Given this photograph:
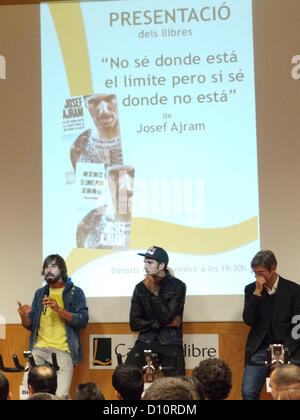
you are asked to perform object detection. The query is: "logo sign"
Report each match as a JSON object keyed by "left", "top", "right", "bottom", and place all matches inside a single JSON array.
[
  {"left": 90, "top": 335, "right": 135, "bottom": 369},
  {"left": 147, "top": 247, "right": 156, "bottom": 255},
  {"left": 90, "top": 336, "right": 114, "bottom": 368},
  {"left": 89, "top": 334, "right": 219, "bottom": 370},
  {"left": 183, "top": 334, "right": 218, "bottom": 368}
]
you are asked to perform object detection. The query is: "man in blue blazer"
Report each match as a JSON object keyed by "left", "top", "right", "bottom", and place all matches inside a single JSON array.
[{"left": 242, "top": 250, "right": 300, "bottom": 400}]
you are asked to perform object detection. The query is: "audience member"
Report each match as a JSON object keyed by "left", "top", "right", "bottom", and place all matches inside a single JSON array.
[
  {"left": 143, "top": 377, "right": 199, "bottom": 400},
  {"left": 270, "top": 364, "right": 300, "bottom": 400},
  {"left": 27, "top": 365, "right": 57, "bottom": 396},
  {"left": 277, "top": 388, "right": 300, "bottom": 400},
  {"left": 179, "top": 375, "right": 205, "bottom": 400},
  {"left": 112, "top": 365, "right": 144, "bottom": 400},
  {"left": 192, "top": 358, "right": 232, "bottom": 400},
  {"left": 74, "top": 382, "right": 105, "bottom": 400},
  {"left": 0, "top": 372, "right": 10, "bottom": 400},
  {"left": 7, "top": 357, "right": 300, "bottom": 400},
  {"left": 27, "top": 392, "right": 60, "bottom": 400}
]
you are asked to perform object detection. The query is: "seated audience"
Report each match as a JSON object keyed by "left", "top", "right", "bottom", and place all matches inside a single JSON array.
[
  {"left": 270, "top": 364, "right": 300, "bottom": 400},
  {"left": 74, "top": 382, "right": 105, "bottom": 400},
  {"left": 277, "top": 388, "right": 300, "bottom": 400},
  {"left": 112, "top": 365, "right": 144, "bottom": 400},
  {"left": 143, "top": 377, "right": 199, "bottom": 400},
  {"left": 27, "top": 392, "right": 60, "bottom": 400},
  {"left": 0, "top": 372, "right": 10, "bottom": 400},
  {"left": 192, "top": 358, "right": 232, "bottom": 400},
  {"left": 179, "top": 375, "right": 205, "bottom": 400},
  {"left": 27, "top": 365, "right": 57, "bottom": 396}
]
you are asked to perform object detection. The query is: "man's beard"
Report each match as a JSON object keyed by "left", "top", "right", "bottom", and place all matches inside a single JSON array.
[{"left": 45, "top": 273, "right": 62, "bottom": 285}]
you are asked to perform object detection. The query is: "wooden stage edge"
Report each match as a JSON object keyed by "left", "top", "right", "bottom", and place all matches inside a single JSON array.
[{"left": 0, "top": 322, "right": 272, "bottom": 400}]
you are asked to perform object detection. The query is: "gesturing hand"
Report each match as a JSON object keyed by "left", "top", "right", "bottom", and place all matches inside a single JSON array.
[
  {"left": 166, "top": 315, "right": 181, "bottom": 327},
  {"left": 17, "top": 301, "right": 32, "bottom": 318},
  {"left": 42, "top": 297, "right": 61, "bottom": 313}
]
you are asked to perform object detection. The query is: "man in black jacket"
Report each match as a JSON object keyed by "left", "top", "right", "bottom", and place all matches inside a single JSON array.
[
  {"left": 125, "top": 246, "right": 186, "bottom": 377},
  {"left": 242, "top": 250, "right": 300, "bottom": 400}
]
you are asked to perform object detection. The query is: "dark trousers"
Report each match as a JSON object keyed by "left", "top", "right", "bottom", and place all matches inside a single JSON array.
[{"left": 125, "top": 339, "right": 185, "bottom": 377}]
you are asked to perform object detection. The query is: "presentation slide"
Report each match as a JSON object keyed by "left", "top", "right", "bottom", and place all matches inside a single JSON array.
[{"left": 41, "top": 0, "right": 260, "bottom": 298}]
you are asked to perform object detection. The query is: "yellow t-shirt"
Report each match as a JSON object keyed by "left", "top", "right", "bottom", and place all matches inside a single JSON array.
[{"left": 35, "top": 287, "right": 70, "bottom": 353}]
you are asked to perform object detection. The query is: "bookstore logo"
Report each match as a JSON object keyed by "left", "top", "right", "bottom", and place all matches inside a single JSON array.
[
  {"left": 89, "top": 334, "right": 219, "bottom": 369},
  {"left": 0, "top": 55, "right": 6, "bottom": 80},
  {"left": 91, "top": 337, "right": 112, "bottom": 367}
]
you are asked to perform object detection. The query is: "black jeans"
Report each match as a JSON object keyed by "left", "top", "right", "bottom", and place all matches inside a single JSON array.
[{"left": 125, "top": 338, "right": 185, "bottom": 377}]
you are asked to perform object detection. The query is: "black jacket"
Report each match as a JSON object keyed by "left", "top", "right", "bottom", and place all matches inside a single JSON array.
[
  {"left": 243, "top": 276, "right": 300, "bottom": 361},
  {"left": 129, "top": 271, "right": 186, "bottom": 346}
]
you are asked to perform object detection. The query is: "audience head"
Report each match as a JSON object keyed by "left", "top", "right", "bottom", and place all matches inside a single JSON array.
[
  {"left": 277, "top": 388, "right": 300, "bottom": 400},
  {"left": 179, "top": 375, "right": 205, "bottom": 400},
  {"left": 192, "top": 358, "right": 232, "bottom": 400},
  {"left": 0, "top": 372, "right": 10, "bottom": 400},
  {"left": 270, "top": 364, "right": 300, "bottom": 400},
  {"left": 112, "top": 365, "right": 144, "bottom": 400},
  {"left": 74, "top": 382, "right": 105, "bottom": 400},
  {"left": 27, "top": 365, "right": 57, "bottom": 396},
  {"left": 143, "top": 377, "right": 199, "bottom": 400},
  {"left": 27, "top": 392, "right": 60, "bottom": 400}
]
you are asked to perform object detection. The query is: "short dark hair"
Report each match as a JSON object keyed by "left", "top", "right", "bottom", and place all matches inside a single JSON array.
[
  {"left": 28, "top": 365, "right": 57, "bottom": 395},
  {"left": 27, "top": 392, "right": 60, "bottom": 400},
  {"left": 0, "top": 372, "right": 9, "bottom": 400},
  {"left": 42, "top": 254, "right": 68, "bottom": 282},
  {"left": 251, "top": 250, "right": 277, "bottom": 271},
  {"left": 112, "top": 365, "right": 144, "bottom": 400},
  {"left": 179, "top": 375, "right": 205, "bottom": 400},
  {"left": 143, "top": 377, "right": 199, "bottom": 400},
  {"left": 192, "top": 358, "right": 232, "bottom": 400},
  {"left": 271, "top": 364, "right": 300, "bottom": 389},
  {"left": 74, "top": 382, "right": 105, "bottom": 400}
]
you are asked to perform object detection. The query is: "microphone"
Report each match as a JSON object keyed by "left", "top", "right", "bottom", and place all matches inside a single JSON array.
[{"left": 42, "top": 285, "right": 50, "bottom": 316}]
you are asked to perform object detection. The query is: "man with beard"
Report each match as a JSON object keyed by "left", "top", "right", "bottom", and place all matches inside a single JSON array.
[
  {"left": 70, "top": 93, "right": 123, "bottom": 170},
  {"left": 17, "top": 254, "right": 89, "bottom": 397}
]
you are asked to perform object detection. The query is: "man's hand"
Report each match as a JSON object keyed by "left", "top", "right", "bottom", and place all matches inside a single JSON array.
[
  {"left": 143, "top": 275, "right": 156, "bottom": 293},
  {"left": 42, "top": 297, "right": 60, "bottom": 313},
  {"left": 70, "top": 133, "right": 89, "bottom": 169},
  {"left": 166, "top": 315, "right": 181, "bottom": 327},
  {"left": 254, "top": 274, "right": 266, "bottom": 296},
  {"left": 143, "top": 275, "right": 163, "bottom": 294},
  {"left": 17, "top": 301, "right": 32, "bottom": 327},
  {"left": 42, "top": 297, "right": 73, "bottom": 323}
]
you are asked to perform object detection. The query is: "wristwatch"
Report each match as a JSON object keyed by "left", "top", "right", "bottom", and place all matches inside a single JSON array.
[{"left": 152, "top": 290, "right": 159, "bottom": 297}]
